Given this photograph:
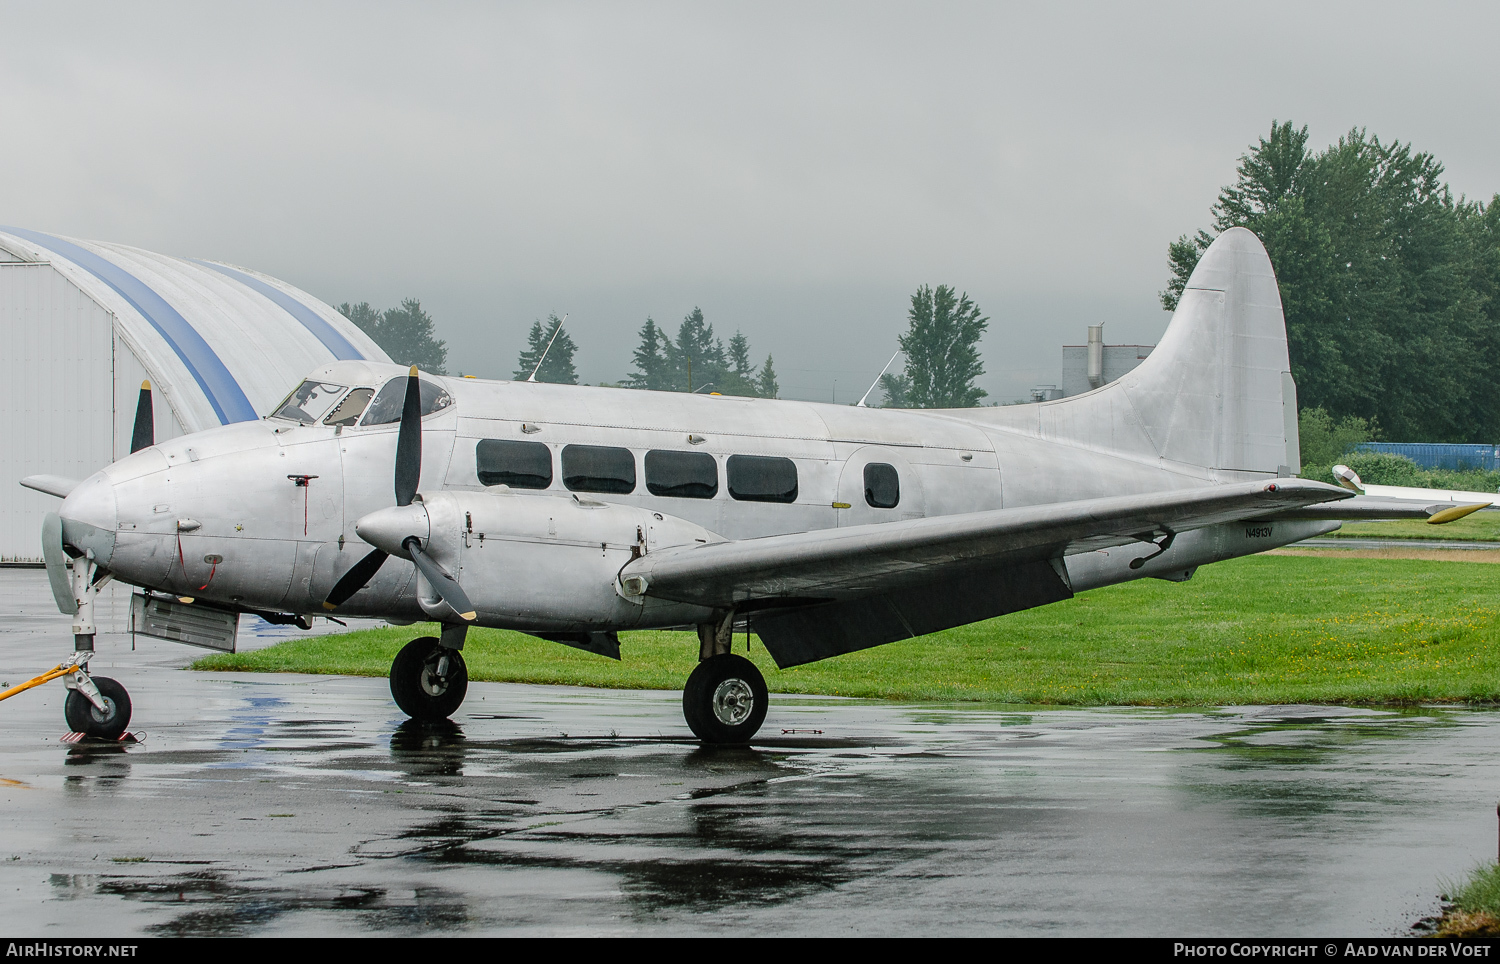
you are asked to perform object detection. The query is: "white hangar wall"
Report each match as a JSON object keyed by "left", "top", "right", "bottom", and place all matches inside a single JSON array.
[{"left": 0, "top": 228, "right": 391, "bottom": 563}]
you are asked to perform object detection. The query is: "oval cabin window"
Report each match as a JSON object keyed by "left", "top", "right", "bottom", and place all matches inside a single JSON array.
[
  {"left": 477, "top": 439, "right": 552, "bottom": 489},
  {"left": 863, "top": 462, "right": 900, "bottom": 508},
  {"left": 562, "top": 445, "right": 636, "bottom": 494},
  {"left": 726, "top": 454, "right": 798, "bottom": 503},
  {"left": 645, "top": 450, "right": 718, "bottom": 499}
]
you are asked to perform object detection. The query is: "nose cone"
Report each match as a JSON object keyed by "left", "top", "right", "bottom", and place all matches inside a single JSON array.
[
  {"left": 59, "top": 472, "right": 117, "bottom": 566},
  {"left": 355, "top": 502, "right": 430, "bottom": 557}
]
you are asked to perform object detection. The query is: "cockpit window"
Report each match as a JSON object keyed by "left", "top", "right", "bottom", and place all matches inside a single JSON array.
[
  {"left": 323, "top": 387, "right": 375, "bottom": 426},
  {"left": 360, "top": 376, "right": 454, "bottom": 425},
  {"left": 271, "top": 381, "right": 347, "bottom": 424}
]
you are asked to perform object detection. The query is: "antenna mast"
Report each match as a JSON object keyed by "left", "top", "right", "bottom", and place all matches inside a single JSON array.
[
  {"left": 526, "top": 313, "right": 570, "bottom": 383},
  {"left": 856, "top": 351, "right": 903, "bottom": 408}
]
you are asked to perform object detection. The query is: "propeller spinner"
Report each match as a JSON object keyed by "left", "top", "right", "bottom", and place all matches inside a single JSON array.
[{"left": 323, "top": 367, "right": 476, "bottom": 621}]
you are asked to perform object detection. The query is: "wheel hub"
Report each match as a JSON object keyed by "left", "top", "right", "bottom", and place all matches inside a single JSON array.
[
  {"left": 89, "top": 697, "right": 115, "bottom": 724},
  {"left": 711, "top": 678, "right": 754, "bottom": 726},
  {"left": 420, "top": 661, "right": 449, "bottom": 697}
]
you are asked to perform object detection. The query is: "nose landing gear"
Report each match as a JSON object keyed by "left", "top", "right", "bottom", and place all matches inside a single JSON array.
[{"left": 63, "top": 671, "right": 132, "bottom": 741}]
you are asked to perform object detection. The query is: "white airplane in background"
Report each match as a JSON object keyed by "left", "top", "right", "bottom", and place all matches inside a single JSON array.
[{"left": 17, "top": 228, "right": 1486, "bottom": 745}]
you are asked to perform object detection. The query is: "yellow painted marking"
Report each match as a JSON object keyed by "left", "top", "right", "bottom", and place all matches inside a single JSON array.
[
  {"left": 1427, "top": 503, "right": 1491, "bottom": 525},
  {"left": 832, "top": 502, "right": 851, "bottom": 509}
]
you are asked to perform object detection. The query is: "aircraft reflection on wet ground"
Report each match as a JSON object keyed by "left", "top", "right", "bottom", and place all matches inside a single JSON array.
[
  {"left": 5, "top": 664, "right": 1500, "bottom": 936},
  {"left": 0, "top": 566, "right": 1494, "bottom": 937}
]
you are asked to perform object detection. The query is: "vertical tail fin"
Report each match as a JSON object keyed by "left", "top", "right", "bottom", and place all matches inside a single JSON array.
[{"left": 980, "top": 227, "right": 1299, "bottom": 478}]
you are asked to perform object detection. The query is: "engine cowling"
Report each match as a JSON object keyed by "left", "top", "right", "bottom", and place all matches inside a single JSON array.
[{"left": 411, "top": 490, "right": 721, "bottom": 632}]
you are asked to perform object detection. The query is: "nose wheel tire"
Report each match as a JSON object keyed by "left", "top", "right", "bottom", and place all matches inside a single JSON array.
[
  {"left": 683, "top": 654, "right": 768, "bottom": 745},
  {"left": 390, "top": 637, "right": 468, "bottom": 721},
  {"left": 63, "top": 676, "right": 132, "bottom": 741}
]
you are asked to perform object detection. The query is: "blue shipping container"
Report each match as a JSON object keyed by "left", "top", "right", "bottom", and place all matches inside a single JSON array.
[{"left": 1353, "top": 442, "right": 1500, "bottom": 472}]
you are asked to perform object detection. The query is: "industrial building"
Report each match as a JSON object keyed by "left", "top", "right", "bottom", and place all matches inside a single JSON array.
[
  {"left": 0, "top": 227, "right": 389, "bottom": 563},
  {"left": 1060, "top": 325, "right": 1153, "bottom": 397},
  {"left": 1031, "top": 325, "right": 1154, "bottom": 401}
]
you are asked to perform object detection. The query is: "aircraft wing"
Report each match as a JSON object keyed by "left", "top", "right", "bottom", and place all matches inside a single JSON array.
[
  {"left": 624, "top": 478, "right": 1346, "bottom": 611},
  {"left": 623, "top": 478, "right": 1347, "bottom": 667},
  {"left": 1271, "top": 496, "right": 1490, "bottom": 524}
]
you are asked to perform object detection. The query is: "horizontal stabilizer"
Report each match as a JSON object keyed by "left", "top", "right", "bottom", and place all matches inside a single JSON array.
[{"left": 20, "top": 475, "right": 81, "bottom": 499}]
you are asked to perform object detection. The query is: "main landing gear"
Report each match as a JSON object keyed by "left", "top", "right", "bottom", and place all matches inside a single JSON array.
[
  {"left": 390, "top": 635, "right": 469, "bottom": 722},
  {"left": 385, "top": 615, "right": 770, "bottom": 746},
  {"left": 683, "top": 613, "right": 768, "bottom": 744}
]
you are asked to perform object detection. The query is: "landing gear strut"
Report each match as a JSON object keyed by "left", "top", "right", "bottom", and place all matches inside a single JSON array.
[
  {"left": 64, "top": 553, "right": 132, "bottom": 740},
  {"left": 390, "top": 627, "right": 468, "bottom": 721},
  {"left": 683, "top": 613, "right": 767, "bottom": 744}
]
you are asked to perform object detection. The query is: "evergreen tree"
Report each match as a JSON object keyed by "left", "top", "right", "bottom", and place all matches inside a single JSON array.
[
  {"left": 626, "top": 318, "right": 673, "bottom": 390},
  {"left": 512, "top": 313, "right": 578, "bottom": 384},
  {"left": 1162, "top": 120, "right": 1500, "bottom": 441},
  {"left": 756, "top": 355, "right": 780, "bottom": 399},
  {"left": 897, "top": 284, "right": 989, "bottom": 408},
  {"left": 672, "top": 307, "right": 727, "bottom": 392},
  {"left": 339, "top": 298, "right": 448, "bottom": 373},
  {"left": 720, "top": 330, "right": 759, "bottom": 396}
]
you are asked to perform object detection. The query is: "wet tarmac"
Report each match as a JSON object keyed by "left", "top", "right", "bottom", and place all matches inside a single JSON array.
[{"left": 1, "top": 570, "right": 1498, "bottom": 936}]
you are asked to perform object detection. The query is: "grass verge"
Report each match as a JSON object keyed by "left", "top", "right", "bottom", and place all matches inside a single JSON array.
[
  {"left": 193, "top": 554, "right": 1500, "bottom": 705},
  {"left": 1431, "top": 865, "right": 1500, "bottom": 937},
  {"left": 1327, "top": 514, "right": 1500, "bottom": 542}
]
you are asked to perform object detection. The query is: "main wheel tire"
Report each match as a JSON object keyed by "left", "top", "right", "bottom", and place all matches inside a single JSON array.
[
  {"left": 390, "top": 637, "right": 468, "bottom": 721},
  {"left": 683, "top": 654, "right": 768, "bottom": 744},
  {"left": 63, "top": 676, "right": 132, "bottom": 741}
]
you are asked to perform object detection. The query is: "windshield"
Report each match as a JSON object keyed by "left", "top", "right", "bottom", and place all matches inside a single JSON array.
[
  {"left": 323, "top": 387, "right": 375, "bottom": 426},
  {"left": 360, "top": 376, "right": 453, "bottom": 425},
  {"left": 271, "top": 381, "right": 347, "bottom": 424}
]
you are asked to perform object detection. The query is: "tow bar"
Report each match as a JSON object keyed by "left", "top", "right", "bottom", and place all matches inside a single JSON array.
[{"left": 0, "top": 651, "right": 109, "bottom": 711}]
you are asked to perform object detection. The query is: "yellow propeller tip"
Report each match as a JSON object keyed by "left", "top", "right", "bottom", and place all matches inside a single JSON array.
[
  {"left": 409, "top": 365, "right": 419, "bottom": 376},
  {"left": 322, "top": 602, "right": 338, "bottom": 611},
  {"left": 140, "top": 380, "right": 151, "bottom": 391},
  {"left": 460, "top": 611, "right": 477, "bottom": 621}
]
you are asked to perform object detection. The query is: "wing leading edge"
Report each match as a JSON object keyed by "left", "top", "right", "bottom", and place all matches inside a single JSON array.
[{"left": 621, "top": 478, "right": 1350, "bottom": 667}]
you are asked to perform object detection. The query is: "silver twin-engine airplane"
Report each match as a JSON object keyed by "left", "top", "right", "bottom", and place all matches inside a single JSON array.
[{"left": 21, "top": 228, "right": 1487, "bottom": 744}]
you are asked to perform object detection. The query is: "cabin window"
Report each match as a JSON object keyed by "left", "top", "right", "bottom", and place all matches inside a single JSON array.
[
  {"left": 645, "top": 450, "right": 718, "bottom": 499},
  {"left": 477, "top": 439, "right": 552, "bottom": 489},
  {"left": 864, "top": 462, "right": 900, "bottom": 508},
  {"left": 727, "top": 454, "right": 798, "bottom": 503},
  {"left": 272, "top": 381, "right": 346, "bottom": 424},
  {"left": 323, "top": 387, "right": 375, "bottom": 426},
  {"left": 562, "top": 444, "right": 636, "bottom": 494},
  {"left": 361, "top": 376, "right": 454, "bottom": 425}
]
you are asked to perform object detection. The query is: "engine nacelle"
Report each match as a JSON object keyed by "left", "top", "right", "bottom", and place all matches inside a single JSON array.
[{"left": 415, "top": 490, "right": 720, "bottom": 632}]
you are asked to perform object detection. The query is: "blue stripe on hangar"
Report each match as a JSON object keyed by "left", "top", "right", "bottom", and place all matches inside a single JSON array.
[
  {"left": 1, "top": 226, "right": 258, "bottom": 425},
  {"left": 193, "top": 260, "right": 366, "bottom": 361}
]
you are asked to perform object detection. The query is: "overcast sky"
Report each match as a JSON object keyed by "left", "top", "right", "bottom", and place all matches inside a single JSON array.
[{"left": 2, "top": 2, "right": 1496, "bottom": 402}]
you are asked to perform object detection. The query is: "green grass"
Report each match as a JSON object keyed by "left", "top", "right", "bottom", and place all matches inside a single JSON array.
[
  {"left": 193, "top": 555, "right": 1500, "bottom": 706},
  {"left": 1445, "top": 864, "right": 1500, "bottom": 915},
  {"left": 1326, "top": 513, "right": 1500, "bottom": 542}
]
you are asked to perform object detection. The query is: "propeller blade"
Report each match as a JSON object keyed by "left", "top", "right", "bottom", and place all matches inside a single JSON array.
[
  {"left": 130, "top": 380, "right": 154, "bottom": 453},
  {"left": 394, "top": 366, "right": 422, "bottom": 507},
  {"left": 405, "top": 538, "right": 477, "bottom": 622},
  {"left": 323, "top": 547, "right": 390, "bottom": 610}
]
